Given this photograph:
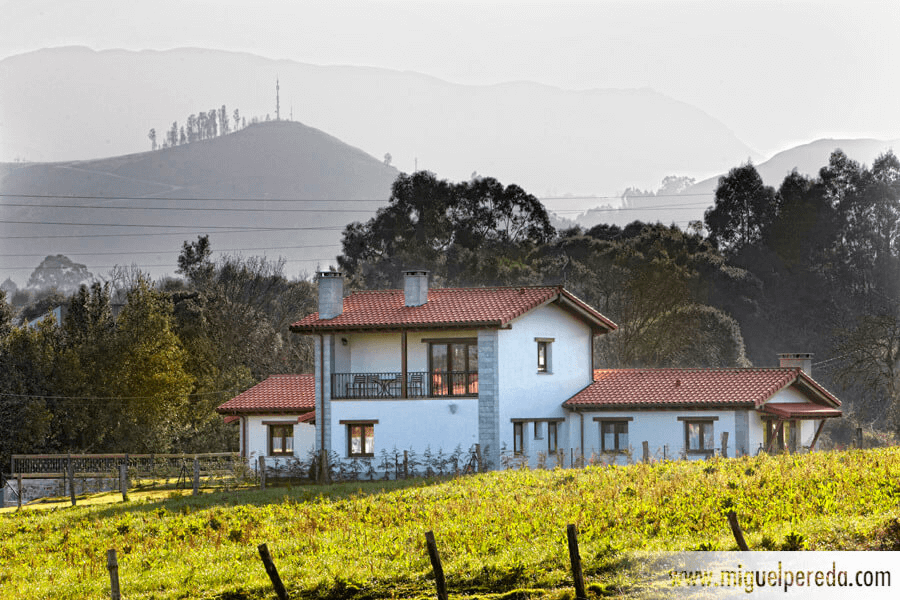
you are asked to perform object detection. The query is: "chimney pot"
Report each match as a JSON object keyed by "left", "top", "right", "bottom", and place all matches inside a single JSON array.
[
  {"left": 317, "top": 271, "right": 344, "bottom": 319},
  {"left": 403, "top": 270, "right": 429, "bottom": 307},
  {"left": 778, "top": 353, "right": 813, "bottom": 376}
]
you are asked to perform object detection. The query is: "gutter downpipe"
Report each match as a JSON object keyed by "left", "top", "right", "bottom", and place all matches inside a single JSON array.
[
  {"left": 318, "top": 333, "right": 326, "bottom": 481},
  {"left": 580, "top": 410, "right": 585, "bottom": 461}
]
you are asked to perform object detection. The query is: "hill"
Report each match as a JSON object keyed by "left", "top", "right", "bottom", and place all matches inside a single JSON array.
[
  {"left": 573, "top": 138, "right": 900, "bottom": 230},
  {"left": 2, "top": 449, "right": 900, "bottom": 598},
  {"left": 0, "top": 120, "right": 399, "bottom": 284},
  {"left": 682, "top": 137, "right": 900, "bottom": 198},
  {"left": 0, "top": 46, "right": 759, "bottom": 197}
]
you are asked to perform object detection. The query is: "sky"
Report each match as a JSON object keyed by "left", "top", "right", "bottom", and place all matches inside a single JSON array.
[{"left": 2, "top": 0, "right": 899, "bottom": 159}]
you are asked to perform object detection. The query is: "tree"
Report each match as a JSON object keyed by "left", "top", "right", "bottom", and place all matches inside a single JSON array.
[
  {"left": 233, "top": 108, "right": 240, "bottom": 131},
  {"left": 833, "top": 309, "right": 900, "bottom": 432},
  {"left": 168, "top": 121, "right": 179, "bottom": 146},
  {"left": 0, "top": 290, "right": 12, "bottom": 340},
  {"left": 104, "top": 277, "right": 194, "bottom": 451},
  {"left": 26, "top": 255, "right": 93, "bottom": 293},
  {"left": 339, "top": 171, "right": 554, "bottom": 287},
  {"left": 704, "top": 162, "right": 778, "bottom": 254},
  {"left": 148, "top": 128, "right": 157, "bottom": 151},
  {"left": 219, "top": 105, "right": 229, "bottom": 135},
  {"left": 383, "top": 152, "right": 392, "bottom": 166},
  {"left": 208, "top": 109, "right": 218, "bottom": 138},
  {"left": 179, "top": 126, "right": 187, "bottom": 146}
]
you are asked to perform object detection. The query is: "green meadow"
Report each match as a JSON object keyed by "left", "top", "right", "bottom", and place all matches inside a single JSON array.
[{"left": 3, "top": 448, "right": 900, "bottom": 599}]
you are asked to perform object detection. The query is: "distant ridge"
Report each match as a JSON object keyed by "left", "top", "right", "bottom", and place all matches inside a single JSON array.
[
  {"left": 0, "top": 120, "right": 399, "bottom": 284},
  {"left": 0, "top": 46, "right": 759, "bottom": 196},
  {"left": 682, "top": 137, "right": 900, "bottom": 197}
]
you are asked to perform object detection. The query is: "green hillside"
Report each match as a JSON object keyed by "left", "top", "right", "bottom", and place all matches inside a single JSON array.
[{"left": 2, "top": 449, "right": 900, "bottom": 599}]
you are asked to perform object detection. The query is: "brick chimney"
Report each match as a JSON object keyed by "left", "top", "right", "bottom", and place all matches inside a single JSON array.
[
  {"left": 403, "top": 270, "right": 429, "bottom": 307},
  {"left": 317, "top": 271, "right": 344, "bottom": 319},
  {"left": 778, "top": 353, "right": 813, "bottom": 376}
]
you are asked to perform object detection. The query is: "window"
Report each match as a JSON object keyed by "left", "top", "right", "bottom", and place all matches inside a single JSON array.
[
  {"left": 534, "top": 421, "right": 544, "bottom": 440},
  {"left": 429, "top": 339, "right": 478, "bottom": 396},
  {"left": 513, "top": 422, "right": 524, "bottom": 455},
  {"left": 535, "top": 338, "right": 553, "bottom": 373},
  {"left": 268, "top": 424, "right": 294, "bottom": 456},
  {"left": 600, "top": 420, "right": 628, "bottom": 454},
  {"left": 547, "top": 421, "right": 558, "bottom": 453},
  {"left": 347, "top": 423, "right": 375, "bottom": 457},
  {"left": 684, "top": 419, "right": 715, "bottom": 455}
]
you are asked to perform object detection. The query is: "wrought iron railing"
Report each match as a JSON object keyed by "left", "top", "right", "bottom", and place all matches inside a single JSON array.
[{"left": 332, "top": 371, "right": 478, "bottom": 399}]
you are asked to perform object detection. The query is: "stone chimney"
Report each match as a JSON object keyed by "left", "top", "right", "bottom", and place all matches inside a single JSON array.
[
  {"left": 403, "top": 270, "right": 429, "bottom": 307},
  {"left": 317, "top": 271, "right": 344, "bottom": 319},
  {"left": 778, "top": 353, "right": 813, "bottom": 376}
]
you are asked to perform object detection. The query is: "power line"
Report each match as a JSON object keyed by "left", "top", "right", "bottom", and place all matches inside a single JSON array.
[
  {"left": 0, "top": 219, "right": 343, "bottom": 230},
  {"left": 0, "top": 389, "right": 233, "bottom": 401},
  {"left": 0, "top": 202, "right": 382, "bottom": 214},
  {"left": 0, "top": 243, "right": 342, "bottom": 258},
  {"left": 0, "top": 191, "right": 716, "bottom": 202},
  {"left": 0, "top": 258, "right": 336, "bottom": 271},
  {"left": 1, "top": 226, "right": 344, "bottom": 239},
  {"left": 0, "top": 200, "right": 713, "bottom": 214}
]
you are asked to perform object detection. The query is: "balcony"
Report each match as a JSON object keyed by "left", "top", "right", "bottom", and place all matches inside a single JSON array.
[{"left": 332, "top": 372, "right": 478, "bottom": 399}]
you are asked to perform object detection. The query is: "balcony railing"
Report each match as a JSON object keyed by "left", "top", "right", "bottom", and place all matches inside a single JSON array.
[{"left": 332, "top": 372, "right": 478, "bottom": 399}]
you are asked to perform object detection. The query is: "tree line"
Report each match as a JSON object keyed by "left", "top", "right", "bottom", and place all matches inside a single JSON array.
[
  {"left": 2, "top": 149, "right": 897, "bottom": 465},
  {"left": 147, "top": 104, "right": 274, "bottom": 150},
  {"left": 0, "top": 245, "right": 316, "bottom": 471}
]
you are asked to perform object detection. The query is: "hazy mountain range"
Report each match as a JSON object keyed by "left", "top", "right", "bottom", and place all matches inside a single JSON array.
[
  {"left": 2, "top": 46, "right": 898, "bottom": 286},
  {"left": 0, "top": 46, "right": 758, "bottom": 196}
]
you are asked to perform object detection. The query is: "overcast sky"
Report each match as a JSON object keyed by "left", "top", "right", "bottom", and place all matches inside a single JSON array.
[{"left": 3, "top": 0, "right": 899, "bottom": 158}]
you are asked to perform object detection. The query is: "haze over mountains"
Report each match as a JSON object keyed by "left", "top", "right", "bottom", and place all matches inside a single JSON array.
[
  {"left": 2, "top": 46, "right": 898, "bottom": 286},
  {"left": 0, "top": 46, "right": 757, "bottom": 196}
]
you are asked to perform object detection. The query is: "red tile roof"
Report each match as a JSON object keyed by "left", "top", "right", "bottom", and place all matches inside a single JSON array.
[
  {"left": 290, "top": 286, "right": 616, "bottom": 333},
  {"left": 563, "top": 368, "right": 841, "bottom": 412},
  {"left": 216, "top": 374, "right": 315, "bottom": 414}
]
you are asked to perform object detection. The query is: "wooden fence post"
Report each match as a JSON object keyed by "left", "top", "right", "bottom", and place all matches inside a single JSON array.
[
  {"left": 192, "top": 457, "right": 200, "bottom": 496},
  {"left": 403, "top": 450, "right": 409, "bottom": 479},
  {"left": 107, "top": 548, "right": 121, "bottom": 600},
  {"left": 856, "top": 427, "right": 863, "bottom": 449},
  {"left": 257, "top": 543, "right": 289, "bottom": 600},
  {"left": 721, "top": 432, "right": 729, "bottom": 459},
  {"left": 258, "top": 455, "right": 267, "bottom": 490},
  {"left": 566, "top": 524, "right": 587, "bottom": 600},
  {"left": 424, "top": 531, "right": 448, "bottom": 600},
  {"left": 726, "top": 510, "right": 750, "bottom": 551},
  {"left": 68, "top": 457, "right": 76, "bottom": 506},
  {"left": 119, "top": 464, "right": 128, "bottom": 502},
  {"left": 642, "top": 441, "right": 649, "bottom": 464}
]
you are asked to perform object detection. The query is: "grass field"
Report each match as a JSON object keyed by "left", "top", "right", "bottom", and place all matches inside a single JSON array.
[{"left": 3, "top": 448, "right": 900, "bottom": 599}]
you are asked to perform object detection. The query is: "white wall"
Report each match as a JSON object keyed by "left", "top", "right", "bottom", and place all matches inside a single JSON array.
[
  {"left": 329, "top": 397, "right": 478, "bottom": 458},
  {"left": 245, "top": 415, "right": 316, "bottom": 468},
  {"left": 576, "top": 409, "right": 739, "bottom": 464},
  {"left": 497, "top": 304, "right": 594, "bottom": 459}
]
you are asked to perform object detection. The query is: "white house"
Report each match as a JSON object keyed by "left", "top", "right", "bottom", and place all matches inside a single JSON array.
[
  {"left": 235, "top": 270, "right": 841, "bottom": 472},
  {"left": 216, "top": 374, "right": 317, "bottom": 468}
]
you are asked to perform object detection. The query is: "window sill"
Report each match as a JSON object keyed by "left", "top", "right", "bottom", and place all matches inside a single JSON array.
[
  {"left": 536, "top": 371, "right": 553, "bottom": 375},
  {"left": 349, "top": 454, "right": 375, "bottom": 458}
]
